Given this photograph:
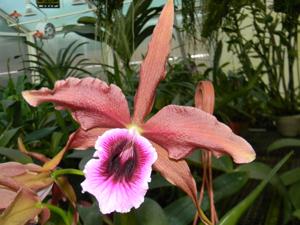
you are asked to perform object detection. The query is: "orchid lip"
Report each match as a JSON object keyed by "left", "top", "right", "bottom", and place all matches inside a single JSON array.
[{"left": 81, "top": 128, "right": 157, "bottom": 214}]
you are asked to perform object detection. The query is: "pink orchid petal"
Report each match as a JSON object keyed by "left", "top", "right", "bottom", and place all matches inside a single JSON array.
[
  {"left": 195, "top": 81, "right": 215, "bottom": 114},
  {"left": 81, "top": 129, "right": 157, "bottom": 214},
  {"left": 143, "top": 105, "right": 255, "bottom": 163},
  {"left": 152, "top": 142, "right": 198, "bottom": 206},
  {"left": 133, "top": 0, "right": 174, "bottom": 123},
  {"left": 67, "top": 128, "right": 109, "bottom": 150},
  {"left": 195, "top": 81, "right": 224, "bottom": 158},
  {"left": 22, "top": 77, "right": 130, "bottom": 130}
]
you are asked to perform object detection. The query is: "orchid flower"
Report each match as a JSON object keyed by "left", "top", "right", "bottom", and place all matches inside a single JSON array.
[{"left": 22, "top": 0, "right": 255, "bottom": 216}]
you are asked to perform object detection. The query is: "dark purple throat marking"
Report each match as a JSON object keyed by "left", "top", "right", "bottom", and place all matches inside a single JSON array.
[{"left": 102, "top": 139, "right": 138, "bottom": 182}]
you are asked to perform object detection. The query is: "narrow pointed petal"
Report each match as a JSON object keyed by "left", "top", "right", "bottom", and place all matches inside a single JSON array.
[
  {"left": 67, "top": 128, "right": 109, "bottom": 150},
  {"left": 143, "top": 105, "right": 255, "bottom": 163},
  {"left": 81, "top": 129, "right": 157, "bottom": 214},
  {"left": 22, "top": 77, "right": 130, "bottom": 130},
  {"left": 195, "top": 81, "right": 215, "bottom": 114},
  {"left": 133, "top": 0, "right": 174, "bottom": 123},
  {"left": 151, "top": 142, "right": 198, "bottom": 206}
]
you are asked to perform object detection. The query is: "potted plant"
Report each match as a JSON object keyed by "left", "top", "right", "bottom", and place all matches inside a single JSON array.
[{"left": 202, "top": 0, "right": 300, "bottom": 136}]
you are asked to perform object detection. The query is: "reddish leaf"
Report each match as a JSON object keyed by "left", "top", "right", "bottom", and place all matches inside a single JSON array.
[
  {"left": 0, "top": 188, "right": 41, "bottom": 225},
  {"left": 39, "top": 208, "right": 51, "bottom": 225},
  {"left": 133, "top": 0, "right": 174, "bottom": 123},
  {"left": 0, "top": 189, "right": 17, "bottom": 211},
  {"left": 14, "top": 171, "right": 53, "bottom": 192},
  {"left": 42, "top": 147, "right": 68, "bottom": 171},
  {"left": 67, "top": 128, "right": 109, "bottom": 150},
  {"left": 195, "top": 81, "right": 215, "bottom": 114},
  {"left": 54, "top": 177, "right": 77, "bottom": 208},
  {"left": 143, "top": 105, "right": 255, "bottom": 163},
  {"left": 18, "top": 137, "right": 50, "bottom": 163},
  {"left": 152, "top": 142, "right": 198, "bottom": 206},
  {"left": 22, "top": 77, "right": 131, "bottom": 130},
  {"left": 0, "top": 162, "right": 40, "bottom": 177}
]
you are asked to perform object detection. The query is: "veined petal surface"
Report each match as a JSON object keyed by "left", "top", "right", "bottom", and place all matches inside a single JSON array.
[
  {"left": 22, "top": 77, "right": 131, "bottom": 130},
  {"left": 152, "top": 142, "right": 198, "bottom": 206},
  {"left": 143, "top": 105, "right": 255, "bottom": 163},
  {"left": 81, "top": 128, "right": 157, "bottom": 214},
  {"left": 133, "top": 0, "right": 174, "bottom": 123}
]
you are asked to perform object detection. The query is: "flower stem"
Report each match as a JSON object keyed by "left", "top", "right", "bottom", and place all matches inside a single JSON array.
[{"left": 51, "top": 168, "right": 84, "bottom": 179}]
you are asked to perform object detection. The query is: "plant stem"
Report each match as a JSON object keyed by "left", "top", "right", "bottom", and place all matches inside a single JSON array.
[{"left": 51, "top": 168, "right": 84, "bottom": 180}]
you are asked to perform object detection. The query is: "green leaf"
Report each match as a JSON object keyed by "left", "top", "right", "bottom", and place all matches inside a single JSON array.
[
  {"left": 149, "top": 174, "right": 172, "bottom": 189},
  {"left": 289, "top": 181, "right": 300, "bottom": 209},
  {"left": 213, "top": 172, "right": 248, "bottom": 201},
  {"left": 0, "top": 127, "right": 20, "bottom": 147},
  {"left": 268, "top": 138, "right": 300, "bottom": 152},
  {"left": 293, "top": 209, "right": 300, "bottom": 219},
  {"left": 40, "top": 203, "right": 71, "bottom": 225},
  {"left": 187, "top": 152, "right": 233, "bottom": 172},
  {"left": 24, "top": 126, "right": 57, "bottom": 143},
  {"left": 165, "top": 197, "right": 194, "bottom": 225},
  {"left": 164, "top": 172, "right": 248, "bottom": 225},
  {"left": 78, "top": 203, "right": 103, "bottom": 225},
  {"left": 135, "top": 198, "right": 169, "bottom": 225},
  {"left": 67, "top": 149, "right": 95, "bottom": 159},
  {"left": 236, "top": 162, "right": 287, "bottom": 196},
  {"left": 212, "top": 155, "right": 234, "bottom": 172},
  {"left": 280, "top": 168, "right": 300, "bottom": 186},
  {"left": 0, "top": 147, "right": 32, "bottom": 164},
  {"left": 218, "top": 152, "right": 293, "bottom": 225}
]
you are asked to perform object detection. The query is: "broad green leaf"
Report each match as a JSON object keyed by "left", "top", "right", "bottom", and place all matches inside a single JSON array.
[
  {"left": 24, "top": 126, "right": 57, "bottom": 143},
  {"left": 289, "top": 181, "right": 300, "bottom": 209},
  {"left": 135, "top": 198, "right": 169, "bottom": 225},
  {"left": 187, "top": 151, "right": 234, "bottom": 172},
  {"left": 149, "top": 174, "right": 172, "bottom": 189},
  {"left": 280, "top": 168, "right": 300, "bottom": 186},
  {"left": 218, "top": 152, "right": 292, "bottom": 225},
  {"left": 1, "top": 99, "right": 16, "bottom": 108},
  {"left": 236, "top": 161, "right": 287, "bottom": 195},
  {"left": 268, "top": 138, "right": 300, "bottom": 152},
  {"left": 164, "top": 197, "right": 195, "bottom": 225},
  {"left": 78, "top": 203, "right": 103, "bottom": 225},
  {"left": 263, "top": 193, "right": 281, "bottom": 225},
  {"left": 114, "top": 212, "right": 137, "bottom": 225},
  {"left": 0, "top": 127, "right": 20, "bottom": 147},
  {"left": 237, "top": 162, "right": 271, "bottom": 180},
  {"left": 212, "top": 155, "right": 234, "bottom": 172},
  {"left": 213, "top": 172, "right": 248, "bottom": 201},
  {"left": 67, "top": 149, "right": 95, "bottom": 159},
  {"left": 51, "top": 132, "right": 64, "bottom": 153},
  {"left": 164, "top": 172, "right": 248, "bottom": 225},
  {"left": 293, "top": 209, "right": 300, "bottom": 219},
  {"left": 0, "top": 147, "right": 32, "bottom": 164},
  {"left": 0, "top": 188, "right": 41, "bottom": 225}
]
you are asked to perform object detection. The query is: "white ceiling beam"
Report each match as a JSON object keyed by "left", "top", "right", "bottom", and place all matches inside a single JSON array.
[
  {"left": 0, "top": 9, "right": 29, "bottom": 33},
  {"left": 0, "top": 31, "right": 26, "bottom": 36},
  {"left": 8, "top": 8, "right": 96, "bottom": 28}
]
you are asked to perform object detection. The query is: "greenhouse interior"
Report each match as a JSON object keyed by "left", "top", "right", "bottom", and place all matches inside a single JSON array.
[{"left": 0, "top": 0, "right": 300, "bottom": 225}]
